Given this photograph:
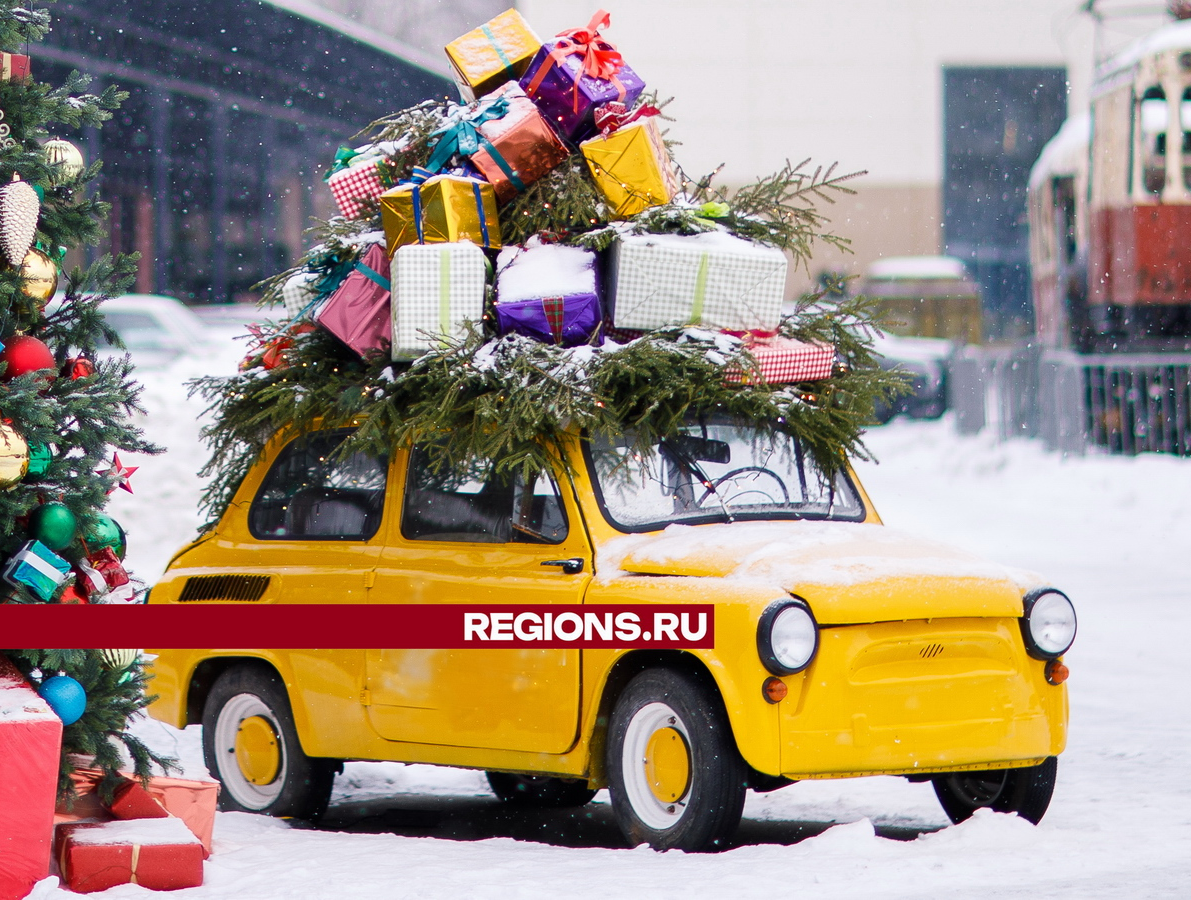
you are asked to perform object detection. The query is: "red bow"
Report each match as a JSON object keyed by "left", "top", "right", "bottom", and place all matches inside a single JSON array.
[
  {"left": 526, "top": 10, "right": 628, "bottom": 113},
  {"left": 722, "top": 329, "right": 780, "bottom": 344},
  {"left": 593, "top": 101, "right": 661, "bottom": 137}
]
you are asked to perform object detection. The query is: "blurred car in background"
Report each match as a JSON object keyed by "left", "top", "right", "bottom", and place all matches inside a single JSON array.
[
  {"left": 872, "top": 333, "right": 954, "bottom": 423},
  {"left": 96, "top": 294, "right": 217, "bottom": 368}
]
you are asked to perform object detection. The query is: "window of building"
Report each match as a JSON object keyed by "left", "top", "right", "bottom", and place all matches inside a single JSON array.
[
  {"left": 401, "top": 448, "right": 568, "bottom": 544},
  {"left": 249, "top": 431, "right": 387, "bottom": 540},
  {"left": 1139, "top": 85, "right": 1167, "bottom": 195}
]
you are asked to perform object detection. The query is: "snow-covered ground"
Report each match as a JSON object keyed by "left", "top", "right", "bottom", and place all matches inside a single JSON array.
[{"left": 30, "top": 338, "right": 1191, "bottom": 898}]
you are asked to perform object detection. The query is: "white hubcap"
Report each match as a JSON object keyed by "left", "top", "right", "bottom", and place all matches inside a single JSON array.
[
  {"left": 213, "top": 693, "right": 288, "bottom": 809},
  {"left": 621, "top": 702, "right": 693, "bottom": 830}
]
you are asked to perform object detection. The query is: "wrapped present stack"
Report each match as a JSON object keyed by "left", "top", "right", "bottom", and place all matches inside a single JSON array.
[{"left": 202, "top": 6, "right": 900, "bottom": 523}]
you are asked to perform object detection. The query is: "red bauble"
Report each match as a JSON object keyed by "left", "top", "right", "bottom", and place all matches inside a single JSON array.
[
  {"left": 64, "top": 355, "right": 95, "bottom": 380},
  {"left": 57, "top": 584, "right": 88, "bottom": 605},
  {"left": 1, "top": 335, "right": 55, "bottom": 381}
]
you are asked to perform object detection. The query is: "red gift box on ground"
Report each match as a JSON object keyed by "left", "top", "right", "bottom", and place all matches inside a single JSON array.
[
  {"left": 56, "top": 819, "right": 204, "bottom": 892},
  {"left": 724, "top": 336, "right": 836, "bottom": 385},
  {"left": 58, "top": 768, "right": 220, "bottom": 857},
  {"left": 316, "top": 242, "right": 393, "bottom": 358},
  {"left": 0, "top": 656, "right": 63, "bottom": 900}
]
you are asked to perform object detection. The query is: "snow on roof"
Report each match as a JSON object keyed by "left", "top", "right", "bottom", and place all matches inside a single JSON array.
[
  {"left": 263, "top": 0, "right": 450, "bottom": 79},
  {"left": 866, "top": 256, "right": 968, "bottom": 281},
  {"left": 1028, "top": 114, "right": 1091, "bottom": 190},
  {"left": 1093, "top": 19, "right": 1191, "bottom": 92}
]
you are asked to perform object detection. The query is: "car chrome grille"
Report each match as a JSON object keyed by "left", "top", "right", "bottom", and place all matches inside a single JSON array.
[{"left": 177, "top": 574, "right": 270, "bottom": 602}]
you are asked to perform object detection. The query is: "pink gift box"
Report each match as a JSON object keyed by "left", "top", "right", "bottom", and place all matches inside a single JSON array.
[
  {"left": 725, "top": 337, "right": 835, "bottom": 385},
  {"left": 316, "top": 243, "right": 393, "bottom": 358},
  {"left": 327, "top": 162, "right": 387, "bottom": 220}
]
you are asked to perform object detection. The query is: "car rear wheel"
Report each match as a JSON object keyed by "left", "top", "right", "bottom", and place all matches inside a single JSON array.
[
  {"left": 607, "top": 668, "right": 746, "bottom": 852},
  {"left": 932, "top": 756, "right": 1058, "bottom": 825},
  {"left": 201, "top": 664, "right": 337, "bottom": 820},
  {"left": 486, "top": 772, "right": 597, "bottom": 808}
]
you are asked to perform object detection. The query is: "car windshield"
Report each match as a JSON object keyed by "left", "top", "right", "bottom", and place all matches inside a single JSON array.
[{"left": 586, "top": 420, "right": 864, "bottom": 532}]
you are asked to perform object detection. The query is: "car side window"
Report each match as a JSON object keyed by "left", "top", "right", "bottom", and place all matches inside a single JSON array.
[
  {"left": 249, "top": 431, "right": 387, "bottom": 541},
  {"left": 401, "top": 447, "right": 568, "bottom": 544}
]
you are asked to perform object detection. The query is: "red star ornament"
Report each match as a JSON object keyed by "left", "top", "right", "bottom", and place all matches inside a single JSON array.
[{"left": 101, "top": 452, "right": 138, "bottom": 494}]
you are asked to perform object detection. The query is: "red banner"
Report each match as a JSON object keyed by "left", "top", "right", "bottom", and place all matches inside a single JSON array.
[{"left": 0, "top": 604, "right": 714, "bottom": 650}]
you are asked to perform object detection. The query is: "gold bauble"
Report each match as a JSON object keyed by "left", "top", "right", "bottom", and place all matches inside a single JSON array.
[
  {"left": 19, "top": 248, "right": 58, "bottom": 303},
  {"left": 44, "top": 138, "right": 85, "bottom": 182},
  {"left": 0, "top": 422, "right": 29, "bottom": 488}
]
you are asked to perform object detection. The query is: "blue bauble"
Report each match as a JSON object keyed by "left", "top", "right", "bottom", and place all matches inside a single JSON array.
[{"left": 38, "top": 675, "right": 87, "bottom": 725}]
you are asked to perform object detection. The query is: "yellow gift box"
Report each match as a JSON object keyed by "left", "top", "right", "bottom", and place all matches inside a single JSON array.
[
  {"left": 581, "top": 117, "right": 680, "bottom": 219},
  {"left": 379, "top": 175, "right": 502, "bottom": 254},
  {"left": 445, "top": 9, "right": 541, "bottom": 103}
]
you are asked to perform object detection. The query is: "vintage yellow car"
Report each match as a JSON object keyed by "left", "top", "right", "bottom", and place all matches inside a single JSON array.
[{"left": 147, "top": 420, "right": 1075, "bottom": 851}]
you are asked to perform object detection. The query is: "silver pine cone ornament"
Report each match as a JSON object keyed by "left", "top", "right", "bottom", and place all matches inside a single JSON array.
[{"left": 0, "top": 174, "right": 40, "bottom": 267}]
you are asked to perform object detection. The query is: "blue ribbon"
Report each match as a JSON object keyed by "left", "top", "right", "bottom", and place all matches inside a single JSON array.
[
  {"left": 473, "top": 182, "right": 490, "bottom": 247},
  {"left": 426, "top": 99, "right": 526, "bottom": 193}
]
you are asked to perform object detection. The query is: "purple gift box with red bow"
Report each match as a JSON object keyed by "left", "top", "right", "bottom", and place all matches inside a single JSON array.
[
  {"left": 495, "top": 240, "right": 603, "bottom": 347},
  {"left": 316, "top": 243, "right": 393, "bottom": 358},
  {"left": 519, "top": 10, "right": 645, "bottom": 143}
]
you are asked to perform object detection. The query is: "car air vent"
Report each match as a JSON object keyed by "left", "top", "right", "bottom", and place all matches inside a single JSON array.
[
  {"left": 919, "top": 643, "right": 945, "bottom": 659},
  {"left": 177, "top": 574, "right": 271, "bottom": 602}
]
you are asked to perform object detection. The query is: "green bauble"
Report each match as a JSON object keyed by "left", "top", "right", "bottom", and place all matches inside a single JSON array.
[
  {"left": 26, "top": 442, "right": 53, "bottom": 478},
  {"left": 29, "top": 502, "right": 77, "bottom": 551},
  {"left": 85, "top": 513, "right": 125, "bottom": 557}
]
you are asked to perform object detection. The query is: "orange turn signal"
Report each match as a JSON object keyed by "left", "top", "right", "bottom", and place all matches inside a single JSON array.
[
  {"left": 1045, "top": 659, "right": 1069, "bottom": 685},
  {"left": 762, "top": 676, "right": 788, "bottom": 704}
]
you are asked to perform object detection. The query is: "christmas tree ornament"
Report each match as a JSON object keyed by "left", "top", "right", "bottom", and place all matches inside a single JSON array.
[
  {"left": 28, "top": 501, "right": 77, "bottom": 551},
  {"left": 19, "top": 247, "right": 59, "bottom": 303},
  {"left": 64, "top": 355, "right": 95, "bottom": 379},
  {"left": 84, "top": 513, "right": 125, "bottom": 554},
  {"left": 37, "top": 674, "right": 87, "bottom": 725},
  {"left": 0, "top": 422, "right": 29, "bottom": 487},
  {"left": 58, "top": 583, "right": 88, "bottom": 604},
  {"left": 25, "top": 441, "right": 53, "bottom": 478},
  {"left": 43, "top": 138, "right": 85, "bottom": 182},
  {"left": 99, "top": 649, "right": 138, "bottom": 671},
  {"left": 0, "top": 335, "right": 55, "bottom": 380},
  {"left": 0, "top": 173, "right": 41, "bottom": 266},
  {"left": 100, "top": 452, "right": 138, "bottom": 495}
]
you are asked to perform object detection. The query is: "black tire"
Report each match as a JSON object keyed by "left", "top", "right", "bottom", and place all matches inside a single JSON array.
[
  {"left": 486, "top": 772, "right": 597, "bottom": 808},
  {"left": 606, "top": 668, "right": 747, "bottom": 852},
  {"left": 932, "top": 756, "right": 1058, "bottom": 825},
  {"left": 201, "top": 664, "right": 337, "bottom": 820}
]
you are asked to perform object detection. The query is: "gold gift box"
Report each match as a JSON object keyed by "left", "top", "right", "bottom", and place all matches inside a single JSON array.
[
  {"left": 445, "top": 9, "right": 541, "bottom": 103},
  {"left": 581, "top": 117, "right": 680, "bottom": 219},
  {"left": 379, "top": 175, "right": 502, "bottom": 254}
]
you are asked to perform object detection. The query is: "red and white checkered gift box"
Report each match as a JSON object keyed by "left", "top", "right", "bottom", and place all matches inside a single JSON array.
[
  {"left": 725, "top": 336, "right": 835, "bottom": 385},
  {"left": 327, "top": 162, "right": 387, "bottom": 220}
]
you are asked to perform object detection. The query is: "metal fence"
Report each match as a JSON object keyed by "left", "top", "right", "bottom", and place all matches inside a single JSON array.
[{"left": 948, "top": 346, "right": 1191, "bottom": 456}]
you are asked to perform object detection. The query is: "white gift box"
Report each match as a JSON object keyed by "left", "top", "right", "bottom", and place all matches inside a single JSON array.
[
  {"left": 281, "top": 270, "right": 323, "bottom": 319},
  {"left": 390, "top": 242, "right": 488, "bottom": 358},
  {"left": 606, "top": 231, "right": 788, "bottom": 333}
]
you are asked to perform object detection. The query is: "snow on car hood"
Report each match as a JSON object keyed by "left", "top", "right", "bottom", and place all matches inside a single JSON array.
[{"left": 599, "top": 521, "right": 1041, "bottom": 623}]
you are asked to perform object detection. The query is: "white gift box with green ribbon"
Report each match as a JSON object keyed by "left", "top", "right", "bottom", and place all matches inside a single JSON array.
[
  {"left": 390, "top": 241, "right": 488, "bottom": 358},
  {"left": 3, "top": 539, "right": 71, "bottom": 601},
  {"left": 606, "top": 231, "right": 788, "bottom": 333}
]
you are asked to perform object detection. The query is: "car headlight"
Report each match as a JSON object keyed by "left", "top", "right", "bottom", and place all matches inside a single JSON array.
[
  {"left": 1021, "top": 588, "right": 1077, "bottom": 659},
  {"left": 757, "top": 599, "right": 819, "bottom": 675}
]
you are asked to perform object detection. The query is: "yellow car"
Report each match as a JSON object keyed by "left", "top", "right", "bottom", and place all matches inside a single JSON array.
[{"left": 147, "top": 420, "right": 1075, "bottom": 851}]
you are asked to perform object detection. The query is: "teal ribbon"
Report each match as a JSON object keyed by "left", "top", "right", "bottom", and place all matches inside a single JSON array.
[
  {"left": 480, "top": 23, "right": 516, "bottom": 80},
  {"left": 356, "top": 259, "right": 390, "bottom": 291},
  {"left": 324, "top": 146, "right": 362, "bottom": 181},
  {"left": 426, "top": 99, "right": 526, "bottom": 192}
]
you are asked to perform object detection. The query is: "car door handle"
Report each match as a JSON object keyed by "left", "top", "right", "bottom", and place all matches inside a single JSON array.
[{"left": 540, "top": 558, "right": 584, "bottom": 575}]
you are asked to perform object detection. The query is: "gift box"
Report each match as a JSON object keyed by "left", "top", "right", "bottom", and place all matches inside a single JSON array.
[
  {"left": 60, "top": 768, "right": 220, "bottom": 857},
  {"left": 282, "top": 270, "right": 324, "bottom": 319},
  {"left": 0, "top": 52, "right": 30, "bottom": 82},
  {"left": 463, "top": 83, "right": 569, "bottom": 203},
  {"left": 326, "top": 144, "right": 395, "bottom": 220},
  {"left": 73, "top": 558, "right": 108, "bottom": 601},
  {"left": 86, "top": 546, "right": 129, "bottom": 590},
  {"left": 316, "top": 243, "right": 393, "bottom": 358},
  {"left": 724, "top": 336, "right": 836, "bottom": 385},
  {"left": 445, "top": 8, "right": 541, "bottom": 103},
  {"left": 605, "top": 231, "right": 788, "bottom": 333},
  {"left": 581, "top": 114, "right": 678, "bottom": 218},
  {"left": 2, "top": 539, "right": 71, "bottom": 601},
  {"left": 519, "top": 11, "right": 645, "bottom": 143},
  {"left": 57, "top": 818, "right": 204, "bottom": 892},
  {"left": 380, "top": 173, "right": 501, "bottom": 254},
  {"left": 391, "top": 241, "right": 488, "bottom": 357},
  {"left": 0, "top": 655, "right": 63, "bottom": 900},
  {"left": 495, "top": 242, "right": 602, "bottom": 346}
]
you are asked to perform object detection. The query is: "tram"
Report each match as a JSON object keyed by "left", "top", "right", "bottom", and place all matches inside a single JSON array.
[{"left": 1029, "top": 18, "right": 1191, "bottom": 351}]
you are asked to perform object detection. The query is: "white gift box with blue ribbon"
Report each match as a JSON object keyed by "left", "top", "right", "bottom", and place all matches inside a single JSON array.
[{"left": 3, "top": 539, "right": 71, "bottom": 601}]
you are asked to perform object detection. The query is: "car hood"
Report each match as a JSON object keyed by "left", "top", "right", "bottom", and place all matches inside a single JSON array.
[{"left": 599, "top": 521, "right": 1038, "bottom": 624}]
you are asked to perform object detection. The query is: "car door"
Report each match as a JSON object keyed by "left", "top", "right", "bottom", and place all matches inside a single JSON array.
[{"left": 364, "top": 447, "right": 590, "bottom": 754}]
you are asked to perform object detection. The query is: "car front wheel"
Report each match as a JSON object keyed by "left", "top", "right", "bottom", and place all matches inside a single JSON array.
[
  {"left": 932, "top": 756, "right": 1058, "bottom": 825},
  {"left": 201, "top": 664, "right": 337, "bottom": 820},
  {"left": 607, "top": 668, "right": 746, "bottom": 852}
]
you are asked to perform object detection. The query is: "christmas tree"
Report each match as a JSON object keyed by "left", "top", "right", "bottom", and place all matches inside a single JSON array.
[{"left": 0, "top": 0, "right": 158, "bottom": 601}]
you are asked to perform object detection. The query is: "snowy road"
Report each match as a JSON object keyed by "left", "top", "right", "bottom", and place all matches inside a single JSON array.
[{"left": 33, "top": 346, "right": 1191, "bottom": 899}]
